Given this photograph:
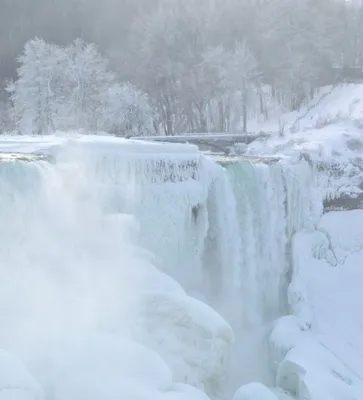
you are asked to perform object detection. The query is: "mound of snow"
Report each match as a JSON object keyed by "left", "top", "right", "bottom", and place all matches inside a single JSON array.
[
  {"left": 269, "top": 316, "right": 305, "bottom": 371},
  {"left": 232, "top": 383, "right": 278, "bottom": 400}
]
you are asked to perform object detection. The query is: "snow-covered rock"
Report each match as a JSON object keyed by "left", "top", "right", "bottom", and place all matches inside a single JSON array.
[
  {"left": 270, "top": 316, "right": 305, "bottom": 372},
  {"left": 232, "top": 383, "right": 278, "bottom": 400}
]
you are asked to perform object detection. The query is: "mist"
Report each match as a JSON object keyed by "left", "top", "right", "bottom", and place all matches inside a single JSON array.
[{"left": 0, "top": 144, "right": 168, "bottom": 398}]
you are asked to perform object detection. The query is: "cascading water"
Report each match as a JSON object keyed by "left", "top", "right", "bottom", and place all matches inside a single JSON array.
[
  {"left": 87, "top": 144, "right": 319, "bottom": 397},
  {"left": 0, "top": 136, "right": 321, "bottom": 400},
  {"left": 218, "top": 157, "right": 321, "bottom": 395}
]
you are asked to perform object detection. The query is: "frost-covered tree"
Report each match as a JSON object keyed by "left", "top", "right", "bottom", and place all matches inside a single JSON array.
[
  {"left": 196, "top": 46, "right": 233, "bottom": 132},
  {"left": 62, "top": 39, "right": 116, "bottom": 130},
  {"left": 226, "top": 42, "right": 260, "bottom": 132},
  {"left": 0, "top": 100, "right": 13, "bottom": 134},
  {"left": 7, "top": 38, "right": 64, "bottom": 134},
  {"left": 8, "top": 37, "right": 156, "bottom": 135},
  {"left": 129, "top": 0, "right": 215, "bottom": 135},
  {"left": 100, "top": 83, "right": 156, "bottom": 136}
]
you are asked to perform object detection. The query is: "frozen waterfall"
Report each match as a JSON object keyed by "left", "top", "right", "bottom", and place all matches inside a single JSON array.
[{"left": 0, "top": 135, "right": 323, "bottom": 400}]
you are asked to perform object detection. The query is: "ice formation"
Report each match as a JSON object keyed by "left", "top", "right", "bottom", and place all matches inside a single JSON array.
[{"left": 0, "top": 132, "right": 362, "bottom": 400}]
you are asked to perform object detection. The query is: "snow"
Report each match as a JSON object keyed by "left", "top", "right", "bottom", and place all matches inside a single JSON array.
[
  {"left": 232, "top": 383, "right": 278, "bottom": 400},
  {"left": 0, "top": 132, "right": 200, "bottom": 156},
  {"left": 246, "top": 84, "right": 363, "bottom": 134},
  {"left": 318, "top": 210, "right": 363, "bottom": 262},
  {"left": 270, "top": 212, "right": 363, "bottom": 399}
]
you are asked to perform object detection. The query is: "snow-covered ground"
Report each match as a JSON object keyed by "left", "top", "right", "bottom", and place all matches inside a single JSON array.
[{"left": 247, "top": 83, "right": 363, "bottom": 134}]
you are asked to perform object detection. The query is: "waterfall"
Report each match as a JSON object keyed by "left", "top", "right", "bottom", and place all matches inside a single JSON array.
[{"left": 0, "top": 136, "right": 323, "bottom": 400}]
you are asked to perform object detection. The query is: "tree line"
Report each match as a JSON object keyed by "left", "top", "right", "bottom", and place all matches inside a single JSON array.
[{"left": 1, "top": 0, "right": 363, "bottom": 135}]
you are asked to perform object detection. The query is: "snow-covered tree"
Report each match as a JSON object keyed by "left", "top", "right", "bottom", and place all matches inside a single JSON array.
[
  {"left": 100, "top": 83, "right": 156, "bottom": 136},
  {"left": 61, "top": 39, "right": 116, "bottom": 130},
  {"left": 7, "top": 38, "right": 64, "bottom": 134},
  {"left": 226, "top": 42, "right": 260, "bottom": 132},
  {"left": 7, "top": 37, "right": 157, "bottom": 135}
]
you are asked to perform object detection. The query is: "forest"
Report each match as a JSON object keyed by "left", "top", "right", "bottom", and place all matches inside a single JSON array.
[{"left": 1, "top": 0, "right": 363, "bottom": 135}]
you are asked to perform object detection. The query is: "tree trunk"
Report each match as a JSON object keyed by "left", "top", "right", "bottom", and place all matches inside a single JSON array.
[
  {"left": 242, "top": 88, "right": 248, "bottom": 133},
  {"left": 218, "top": 100, "right": 225, "bottom": 132}
]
